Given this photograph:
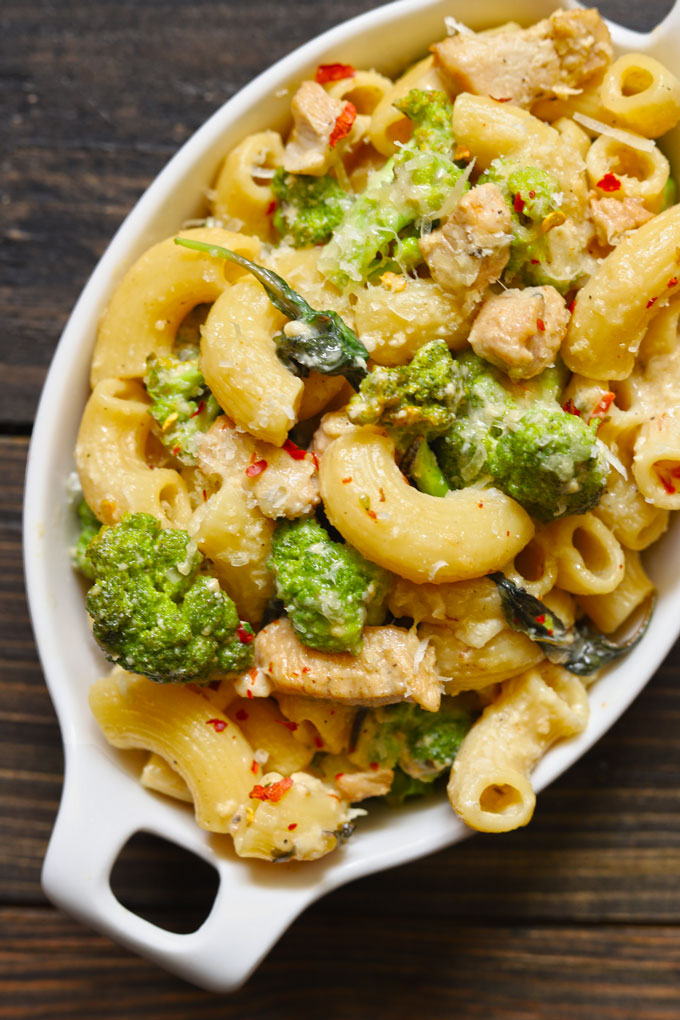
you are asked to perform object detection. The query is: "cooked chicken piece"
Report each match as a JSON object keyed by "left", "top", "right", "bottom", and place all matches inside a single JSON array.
[
  {"left": 198, "top": 417, "right": 319, "bottom": 518},
  {"left": 282, "top": 80, "right": 347, "bottom": 175},
  {"left": 433, "top": 9, "right": 612, "bottom": 109},
  {"left": 418, "top": 183, "right": 512, "bottom": 309},
  {"left": 255, "top": 618, "right": 442, "bottom": 711},
  {"left": 468, "top": 285, "right": 570, "bottom": 380},
  {"left": 589, "top": 195, "right": 654, "bottom": 247},
  {"left": 336, "top": 767, "right": 394, "bottom": 802},
  {"left": 310, "top": 410, "right": 356, "bottom": 460}
]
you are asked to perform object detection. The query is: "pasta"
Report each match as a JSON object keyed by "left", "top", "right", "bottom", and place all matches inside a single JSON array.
[{"left": 73, "top": 8, "right": 678, "bottom": 861}]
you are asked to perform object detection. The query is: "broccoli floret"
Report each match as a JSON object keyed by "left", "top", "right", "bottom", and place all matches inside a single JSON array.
[
  {"left": 348, "top": 340, "right": 465, "bottom": 450},
  {"left": 144, "top": 350, "right": 220, "bottom": 465},
  {"left": 319, "top": 89, "right": 466, "bottom": 287},
  {"left": 271, "top": 169, "right": 353, "bottom": 247},
  {"left": 268, "top": 517, "right": 391, "bottom": 654},
  {"left": 86, "top": 513, "right": 254, "bottom": 683},
  {"left": 73, "top": 498, "right": 101, "bottom": 580},
  {"left": 480, "top": 160, "right": 565, "bottom": 282},
  {"left": 489, "top": 405, "right": 608, "bottom": 522},
  {"left": 384, "top": 767, "right": 435, "bottom": 805},
  {"left": 174, "top": 237, "right": 369, "bottom": 389},
  {"left": 352, "top": 699, "right": 474, "bottom": 780}
]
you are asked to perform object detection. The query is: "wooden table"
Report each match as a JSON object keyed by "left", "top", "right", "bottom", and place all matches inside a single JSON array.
[{"left": 3, "top": 0, "right": 680, "bottom": 1014}]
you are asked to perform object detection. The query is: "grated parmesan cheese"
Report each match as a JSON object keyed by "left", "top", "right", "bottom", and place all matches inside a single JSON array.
[{"left": 572, "top": 113, "right": 656, "bottom": 154}]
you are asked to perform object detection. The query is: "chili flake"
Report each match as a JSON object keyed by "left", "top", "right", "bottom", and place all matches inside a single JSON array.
[
  {"left": 235, "top": 709, "right": 249, "bottom": 721},
  {"left": 342, "top": 476, "right": 352, "bottom": 484},
  {"left": 335, "top": 772, "right": 345, "bottom": 781},
  {"left": 563, "top": 399, "right": 581, "bottom": 417},
  {"left": 276, "top": 719, "right": 299, "bottom": 732},
  {"left": 206, "top": 718, "right": 228, "bottom": 732},
  {"left": 310, "top": 451, "right": 319, "bottom": 470},
  {"left": 282, "top": 438, "right": 307, "bottom": 460},
  {"left": 245, "top": 458, "right": 268, "bottom": 477},
  {"left": 251, "top": 759, "right": 259, "bottom": 775},
  {"left": 237, "top": 623, "right": 254, "bottom": 644},
  {"left": 266, "top": 200, "right": 277, "bottom": 216},
  {"left": 597, "top": 172, "right": 621, "bottom": 192},
  {"left": 315, "top": 62, "right": 356, "bottom": 84},
  {"left": 590, "top": 391, "right": 615, "bottom": 420},
  {"left": 513, "top": 192, "right": 525, "bottom": 214},
  {"left": 329, "top": 101, "right": 357, "bottom": 148},
  {"left": 646, "top": 296, "right": 658, "bottom": 309},
  {"left": 535, "top": 615, "right": 545, "bottom": 624},
  {"left": 314, "top": 735, "right": 324, "bottom": 749},
  {"left": 249, "top": 776, "right": 294, "bottom": 803},
  {"left": 568, "top": 298, "right": 576, "bottom": 314},
  {"left": 669, "top": 277, "right": 678, "bottom": 288},
  {"left": 189, "top": 401, "right": 205, "bottom": 419},
  {"left": 657, "top": 468, "right": 676, "bottom": 494},
  {"left": 288, "top": 823, "right": 298, "bottom": 831},
  {"left": 536, "top": 318, "right": 546, "bottom": 332}
]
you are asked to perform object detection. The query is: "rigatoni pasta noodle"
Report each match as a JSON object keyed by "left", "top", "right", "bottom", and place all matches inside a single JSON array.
[{"left": 74, "top": 7, "right": 676, "bottom": 862}]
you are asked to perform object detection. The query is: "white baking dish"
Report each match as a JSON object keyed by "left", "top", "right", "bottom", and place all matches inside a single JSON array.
[{"left": 23, "top": 0, "right": 680, "bottom": 992}]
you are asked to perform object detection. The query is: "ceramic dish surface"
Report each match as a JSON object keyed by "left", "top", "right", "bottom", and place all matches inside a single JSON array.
[{"left": 23, "top": 0, "right": 680, "bottom": 992}]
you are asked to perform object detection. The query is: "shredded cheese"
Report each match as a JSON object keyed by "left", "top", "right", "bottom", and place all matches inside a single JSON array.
[{"left": 572, "top": 113, "right": 656, "bottom": 154}]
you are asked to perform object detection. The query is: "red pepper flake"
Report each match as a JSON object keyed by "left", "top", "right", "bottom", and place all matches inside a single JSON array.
[
  {"left": 310, "top": 450, "right": 319, "bottom": 470},
  {"left": 250, "top": 760, "right": 259, "bottom": 775},
  {"left": 315, "top": 62, "right": 356, "bottom": 84},
  {"left": 342, "top": 476, "right": 352, "bottom": 484},
  {"left": 288, "top": 822, "right": 298, "bottom": 831},
  {"left": 529, "top": 190, "right": 536, "bottom": 199},
  {"left": 536, "top": 318, "right": 546, "bottom": 332},
  {"left": 282, "top": 438, "right": 307, "bottom": 460},
  {"left": 335, "top": 772, "right": 345, "bottom": 781},
  {"left": 249, "top": 776, "right": 294, "bottom": 802},
  {"left": 190, "top": 400, "right": 205, "bottom": 419},
  {"left": 314, "top": 735, "right": 324, "bottom": 749},
  {"left": 535, "top": 615, "right": 546, "bottom": 624},
  {"left": 202, "top": 488, "right": 208, "bottom": 502},
  {"left": 235, "top": 709, "right": 249, "bottom": 721},
  {"left": 276, "top": 719, "right": 299, "bottom": 732},
  {"left": 646, "top": 296, "right": 658, "bottom": 309},
  {"left": 478, "top": 501, "right": 484, "bottom": 508},
  {"left": 669, "top": 277, "right": 678, "bottom": 288},
  {"left": 597, "top": 172, "right": 621, "bottom": 192},
  {"left": 563, "top": 399, "right": 581, "bottom": 417},
  {"left": 530, "top": 258, "right": 540, "bottom": 264},
  {"left": 246, "top": 690, "right": 254, "bottom": 700},
  {"left": 490, "top": 96, "right": 512, "bottom": 102},
  {"left": 590, "top": 391, "right": 615, "bottom": 420},
  {"left": 266, "top": 200, "right": 277, "bottom": 216},
  {"left": 657, "top": 469, "right": 676, "bottom": 494},
  {"left": 206, "top": 718, "right": 228, "bottom": 732},
  {"left": 245, "top": 458, "right": 268, "bottom": 477},
  {"left": 367, "top": 509, "right": 377, "bottom": 520},
  {"left": 302, "top": 666, "right": 310, "bottom": 674},
  {"left": 672, "top": 466, "right": 680, "bottom": 478},
  {"left": 513, "top": 192, "right": 525, "bottom": 214},
  {"left": 547, "top": 628, "right": 554, "bottom": 636},
  {"left": 172, "top": 445, "right": 181, "bottom": 457},
  {"left": 329, "top": 101, "right": 357, "bottom": 148},
  {"left": 369, "top": 762, "right": 379, "bottom": 771},
  {"left": 568, "top": 298, "right": 576, "bottom": 314},
  {"left": 237, "top": 623, "right": 254, "bottom": 644}
]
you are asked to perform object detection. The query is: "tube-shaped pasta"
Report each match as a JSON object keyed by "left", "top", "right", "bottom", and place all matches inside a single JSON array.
[
  {"left": 212, "top": 130, "right": 284, "bottom": 239},
  {"left": 76, "top": 378, "right": 191, "bottom": 527},
  {"left": 447, "top": 664, "right": 589, "bottom": 832},
  {"left": 91, "top": 227, "right": 260, "bottom": 385},
  {"left": 325, "top": 69, "right": 394, "bottom": 114},
  {"left": 542, "top": 513, "right": 625, "bottom": 595},
  {"left": 200, "top": 275, "right": 303, "bottom": 447},
  {"left": 578, "top": 548, "right": 654, "bottom": 634},
  {"left": 353, "top": 277, "right": 472, "bottom": 365},
  {"left": 600, "top": 54, "right": 680, "bottom": 138},
  {"left": 319, "top": 428, "right": 534, "bottom": 584},
  {"left": 562, "top": 205, "right": 680, "bottom": 380},
  {"left": 89, "top": 669, "right": 255, "bottom": 832},
  {"left": 633, "top": 409, "right": 680, "bottom": 509},
  {"left": 586, "top": 135, "right": 669, "bottom": 211},
  {"left": 368, "top": 55, "right": 448, "bottom": 156},
  {"left": 225, "top": 697, "right": 317, "bottom": 774},
  {"left": 595, "top": 468, "right": 669, "bottom": 550},
  {"left": 274, "top": 694, "right": 355, "bottom": 755},
  {"left": 422, "top": 622, "right": 544, "bottom": 694},
  {"left": 141, "top": 753, "right": 192, "bottom": 803},
  {"left": 189, "top": 479, "right": 275, "bottom": 626}
]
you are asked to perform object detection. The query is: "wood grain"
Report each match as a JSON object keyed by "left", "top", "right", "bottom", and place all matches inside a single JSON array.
[{"left": 3, "top": 0, "right": 680, "bottom": 1013}]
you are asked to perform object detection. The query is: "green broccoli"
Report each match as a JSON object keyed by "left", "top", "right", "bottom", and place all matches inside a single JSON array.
[
  {"left": 174, "top": 237, "right": 369, "bottom": 388},
  {"left": 400, "top": 437, "right": 450, "bottom": 497},
  {"left": 73, "top": 498, "right": 101, "bottom": 580},
  {"left": 271, "top": 169, "right": 353, "bottom": 247},
  {"left": 480, "top": 159, "right": 567, "bottom": 286},
  {"left": 144, "top": 349, "right": 220, "bottom": 465},
  {"left": 489, "top": 405, "right": 608, "bottom": 522},
  {"left": 86, "top": 513, "right": 254, "bottom": 683},
  {"left": 348, "top": 340, "right": 465, "bottom": 450},
  {"left": 351, "top": 699, "right": 474, "bottom": 781},
  {"left": 384, "top": 768, "right": 436, "bottom": 805},
  {"left": 268, "top": 516, "right": 391, "bottom": 654},
  {"left": 318, "top": 89, "right": 466, "bottom": 287}
]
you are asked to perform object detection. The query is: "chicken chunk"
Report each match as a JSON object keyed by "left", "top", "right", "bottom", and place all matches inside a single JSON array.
[
  {"left": 282, "top": 80, "right": 347, "bottom": 175},
  {"left": 198, "top": 417, "right": 319, "bottom": 519},
  {"left": 467, "top": 285, "right": 570, "bottom": 379},
  {"left": 418, "top": 183, "right": 512, "bottom": 309},
  {"left": 433, "top": 9, "right": 613, "bottom": 109},
  {"left": 255, "top": 617, "right": 442, "bottom": 711},
  {"left": 336, "top": 767, "right": 394, "bottom": 802},
  {"left": 589, "top": 195, "right": 654, "bottom": 247}
]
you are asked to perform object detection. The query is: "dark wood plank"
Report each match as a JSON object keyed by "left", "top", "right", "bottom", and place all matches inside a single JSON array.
[{"left": 2, "top": 908, "right": 680, "bottom": 1019}]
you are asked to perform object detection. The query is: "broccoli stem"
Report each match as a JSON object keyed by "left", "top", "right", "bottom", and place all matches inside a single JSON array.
[
  {"left": 401, "top": 438, "right": 450, "bottom": 497},
  {"left": 174, "top": 237, "right": 369, "bottom": 388}
]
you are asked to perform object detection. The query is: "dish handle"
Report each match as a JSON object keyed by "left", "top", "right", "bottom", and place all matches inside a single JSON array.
[{"left": 41, "top": 740, "right": 309, "bottom": 991}]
